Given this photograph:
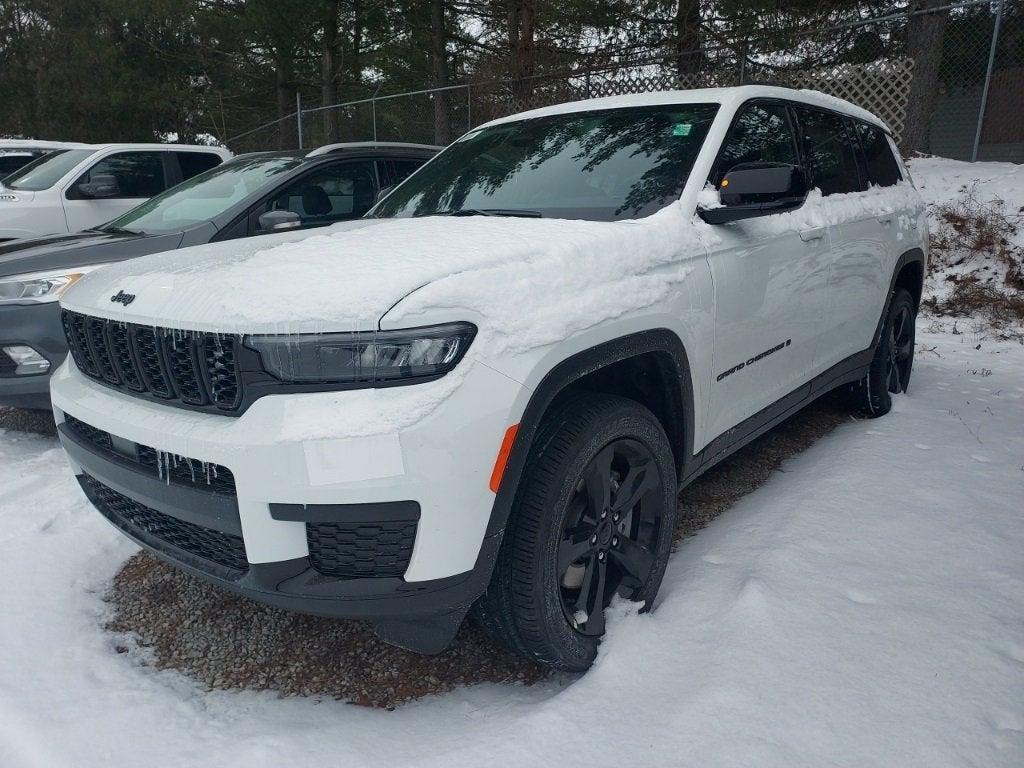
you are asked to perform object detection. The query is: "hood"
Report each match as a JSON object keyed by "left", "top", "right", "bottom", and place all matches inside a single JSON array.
[
  {"left": 61, "top": 211, "right": 707, "bottom": 349},
  {"left": 0, "top": 229, "right": 184, "bottom": 278}
]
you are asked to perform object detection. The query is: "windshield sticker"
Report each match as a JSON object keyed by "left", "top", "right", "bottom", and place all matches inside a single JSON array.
[{"left": 672, "top": 123, "right": 692, "bottom": 137}]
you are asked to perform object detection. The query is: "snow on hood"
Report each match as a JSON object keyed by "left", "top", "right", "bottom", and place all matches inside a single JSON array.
[
  {"left": 61, "top": 205, "right": 707, "bottom": 350},
  {"left": 61, "top": 182, "right": 923, "bottom": 358}
]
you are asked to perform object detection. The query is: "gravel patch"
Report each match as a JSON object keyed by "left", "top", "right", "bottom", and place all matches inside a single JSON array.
[
  {"left": 104, "top": 398, "right": 853, "bottom": 709},
  {"left": 0, "top": 406, "right": 56, "bottom": 437}
]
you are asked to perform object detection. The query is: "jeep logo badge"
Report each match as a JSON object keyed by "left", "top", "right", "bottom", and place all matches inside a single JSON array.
[{"left": 110, "top": 290, "right": 136, "bottom": 306}]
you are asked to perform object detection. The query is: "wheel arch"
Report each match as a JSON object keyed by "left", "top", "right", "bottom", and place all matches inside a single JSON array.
[
  {"left": 485, "top": 328, "right": 695, "bottom": 538},
  {"left": 894, "top": 248, "right": 925, "bottom": 311},
  {"left": 872, "top": 247, "right": 925, "bottom": 347}
]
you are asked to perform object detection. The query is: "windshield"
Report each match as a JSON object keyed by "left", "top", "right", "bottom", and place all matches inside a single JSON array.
[
  {"left": 102, "top": 154, "right": 304, "bottom": 235},
  {"left": 3, "top": 149, "right": 95, "bottom": 191},
  {"left": 372, "top": 103, "right": 719, "bottom": 221}
]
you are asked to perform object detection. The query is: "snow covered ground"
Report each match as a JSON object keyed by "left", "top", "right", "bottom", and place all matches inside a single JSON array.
[
  {"left": 2, "top": 317, "right": 1021, "bottom": 768},
  {"left": 1, "top": 159, "right": 1023, "bottom": 767}
]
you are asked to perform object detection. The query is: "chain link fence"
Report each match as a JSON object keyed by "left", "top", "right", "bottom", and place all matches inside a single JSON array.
[{"left": 226, "top": 0, "right": 1023, "bottom": 163}]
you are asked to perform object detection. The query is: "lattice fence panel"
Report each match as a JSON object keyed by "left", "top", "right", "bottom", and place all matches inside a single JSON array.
[
  {"left": 771, "top": 58, "right": 915, "bottom": 142},
  {"left": 481, "top": 58, "right": 914, "bottom": 143}
]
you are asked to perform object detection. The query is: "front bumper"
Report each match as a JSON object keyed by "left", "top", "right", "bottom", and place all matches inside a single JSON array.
[
  {"left": 0, "top": 301, "right": 65, "bottom": 409},
  {"left": 51, "top": 356, "right": 525, "bottom": 652}
]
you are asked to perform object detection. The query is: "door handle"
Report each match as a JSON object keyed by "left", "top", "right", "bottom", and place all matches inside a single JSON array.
[
  {"left": 798, "top": 226, "right": 825, "bottom": 242},
  {"left": 878, "top": 216, "right": 893, "bottom": 226}
]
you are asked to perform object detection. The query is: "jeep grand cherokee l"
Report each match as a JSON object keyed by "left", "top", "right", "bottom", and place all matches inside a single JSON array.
[{"left": 51, "top": 86, "right": 926, "bottom": 671}]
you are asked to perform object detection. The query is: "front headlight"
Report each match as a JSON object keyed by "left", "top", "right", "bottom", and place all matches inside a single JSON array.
[
  {"left": 0, "top": 264, "right": 110, "bottom": 305},
  {"left": 246, "top": 323, "right": 476, "bottom": 386}
]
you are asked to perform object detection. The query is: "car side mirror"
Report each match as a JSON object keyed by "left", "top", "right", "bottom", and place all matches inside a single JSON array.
[
  {"left": 698, "top": 163, "right": 807, "bottom": 225},
  {"left": 259, "top": 209, "right": 302, "bottom": 231},
  {"left": 77, "top": 174, "right": 120, "bottom": 199}
]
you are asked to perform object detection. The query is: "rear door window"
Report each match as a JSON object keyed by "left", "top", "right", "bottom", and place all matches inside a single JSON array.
[
  {"left": 855, "top": 123, "right": 901, "bottom": 187},
  {"left": 795, "top": 108, "right": 864, "bottom": 196},
  {"left": 388, "top": 159, "right": 426, "bottom": 186},
  {"left": 176, "top": 152, "right": 223, "bottom": 182},
  {"left": 72, "top": 151, "right": 167, "bottom": 198}
]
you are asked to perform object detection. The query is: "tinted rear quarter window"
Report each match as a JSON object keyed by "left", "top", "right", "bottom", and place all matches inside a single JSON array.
[
  {"left": 855, "top": 123, "right": 901, "bottom": 187},
  {"left": 796, "top": 108, "right": 864, "bottom": 196},
  {"left": 177, "top": 151, "right": 223, "bottom": 181}
]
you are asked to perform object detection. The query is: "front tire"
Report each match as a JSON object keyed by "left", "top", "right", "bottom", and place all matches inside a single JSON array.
[{"left": 474, "top": 394, "right": 677, "bottom": 672}]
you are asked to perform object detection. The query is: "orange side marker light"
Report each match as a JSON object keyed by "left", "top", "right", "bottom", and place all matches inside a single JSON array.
[{"left": 489, "top": 424, "right": 520, "bottom": 493}]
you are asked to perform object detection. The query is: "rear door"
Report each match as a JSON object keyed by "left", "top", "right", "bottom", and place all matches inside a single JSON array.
[
  {"left": 850, "top": 121, "right": 906, "bottom": 343},
  {"left": 793, "top": 107, "right": 888, "bottom": 367},
  {"left": 703, "top": 100, "right": 831, "bottom": 445},
  {"left": 62, "top": 150, "right": 169, "bottom": 232}
]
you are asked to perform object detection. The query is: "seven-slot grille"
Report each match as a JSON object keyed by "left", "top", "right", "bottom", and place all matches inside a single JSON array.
[{"left": 61, "top": 310, "right": 241, "bottom": 412}]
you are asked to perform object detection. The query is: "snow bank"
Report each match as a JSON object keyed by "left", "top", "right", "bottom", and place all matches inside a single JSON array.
[{"left": 908, "top": 157, "right": 1024, "bottom": 306}]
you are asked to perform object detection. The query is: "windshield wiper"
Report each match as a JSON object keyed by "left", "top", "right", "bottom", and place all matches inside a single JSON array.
[
  {"left": 429, "top": 208, "right": 542, "bottom": 218},
  {"left": 98, "top": 225, "right": 142, "bottom": 235}
]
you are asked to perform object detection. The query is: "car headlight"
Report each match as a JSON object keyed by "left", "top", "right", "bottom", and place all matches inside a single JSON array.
[
  {"left": 246, "top": 323, "right": 476, "bottom": 386},
  {"left": 0, "top": 264, "right": 110, "bottom": 305}
]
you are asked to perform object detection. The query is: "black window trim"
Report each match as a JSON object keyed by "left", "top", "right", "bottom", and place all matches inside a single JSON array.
[
  {"left": 850, "top": 119, "right": 904, "bottom": 188},
  {"left": 706, "top": 95, "right": 901, "bottom": 212},
  {"left": 789, "top": 102, "right": 872, "bottom": 197},
  {"left": 163, "top": 152, "right": 183, "bottom": 189}
]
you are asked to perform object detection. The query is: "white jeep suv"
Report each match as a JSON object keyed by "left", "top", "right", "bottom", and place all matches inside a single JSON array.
[{"left": 52, "top": 86, "right": 926, "bottom": 671}]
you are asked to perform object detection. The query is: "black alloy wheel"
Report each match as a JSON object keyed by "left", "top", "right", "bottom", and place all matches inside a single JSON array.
[
  {"left": 887, "top": 301, "right": 915, "bottom": 394},
  {"left": 473, "top": 393, "right": 677, "bottom": 672},
  {"left": 557, "top": 438, "right": 663, "bottom": 636},
  {"left": 845, "top": 286, "right": 917, "bottom": 417}
]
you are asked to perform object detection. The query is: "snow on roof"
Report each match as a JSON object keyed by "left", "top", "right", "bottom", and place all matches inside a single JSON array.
[
  {"left": 0, "top": 139, "right": 93, "bottom": 151},
  {"left": 478, "top": 85, "right": 890, "bottom": 133}
]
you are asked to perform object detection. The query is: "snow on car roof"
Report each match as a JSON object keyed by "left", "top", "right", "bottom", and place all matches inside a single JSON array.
[
  {"left": 0, "top": 140, "right": 93, "bottom": 152},
  {"left": 478, "top": 85, "right": 890, "bottom": 134}
]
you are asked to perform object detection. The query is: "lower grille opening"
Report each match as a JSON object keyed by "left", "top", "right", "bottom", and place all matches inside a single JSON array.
[
  {"left": 307, "top": 521, "right": 416, "bottom": 579},
  {"left": 80, "top": 474, "right": 248, "bottom": 574},
  {"left": 64, "top": 415, "right": 236, "bottom": 497}
]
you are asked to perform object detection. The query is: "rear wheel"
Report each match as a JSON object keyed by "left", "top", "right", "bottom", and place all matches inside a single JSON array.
[
  {"left": 846, "top": 287, "right": 916, "bottom": 417},
  {"left": 474, "top": 394, "right": 677, "bottom": 672}
]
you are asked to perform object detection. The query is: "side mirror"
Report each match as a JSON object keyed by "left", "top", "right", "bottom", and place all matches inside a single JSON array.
[
  {"left": 698, "top": 163, "right": 807, "bottom": 225},
  {"left": 259, "top": 209, "right": 301, "bottom": 231},
  {"left": 374, "top": 185, "right": 395, "bottom": 204},
  {"left": 77, "top": 174, "right": 120, "bottom": 199}
]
